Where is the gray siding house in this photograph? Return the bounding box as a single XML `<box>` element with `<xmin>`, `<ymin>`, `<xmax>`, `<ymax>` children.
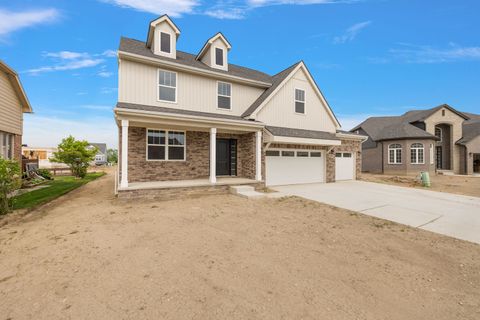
<box><xmin>352</xmin><ymin>104</ymin><xmax>480</xmax><ymax>175</ymax></box>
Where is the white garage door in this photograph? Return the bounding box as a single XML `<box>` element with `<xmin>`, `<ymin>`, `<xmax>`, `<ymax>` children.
<box><xmin>266</xmin><ymin>150</ymin><xmax>325</xmax><ymax>186</ymax></box>
<box><xmin>335</xmin><ymin>152</ymin><xmax>355</xmax><ymax>181</ymax></box>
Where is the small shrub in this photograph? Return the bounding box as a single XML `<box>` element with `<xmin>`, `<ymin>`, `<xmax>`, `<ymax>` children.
<box><xmin>0</xmin><ymin>159</ymin><xmax>22</xmax><ymax>215</ymax></box>
<box><xmin>37</xmin><ymin>168</ymin><xmax>52</xmax><ymax>180</ymax></box>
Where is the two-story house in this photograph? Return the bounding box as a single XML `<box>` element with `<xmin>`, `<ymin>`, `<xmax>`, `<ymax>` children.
<box><xmin>351</xmin><ymin>104</ymin><xmax>480</xmax><ymax>175</ymax></box>
<box><xmin>0</xmin><ymin>60</ymin><xmax>33</xmax><ymax>162</ymax></box>
<box><xmin>114</xmin><ymin>15</ymin><xmax>365</xmax><ymax>198</ymax></box>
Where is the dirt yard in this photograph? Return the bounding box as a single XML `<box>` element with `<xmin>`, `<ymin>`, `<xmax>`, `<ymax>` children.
<box><xmin>1</xmin><ymin>172</ymin><xmax>479</xmax><ymax>319</ymax></box>
<box><xmin>361</xmin><ymin>173</ymin><xmax>480</xmax><ymax>198</ymax></box>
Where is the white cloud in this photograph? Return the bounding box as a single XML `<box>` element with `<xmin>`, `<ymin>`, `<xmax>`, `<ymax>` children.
<box><xmin>26</xmin><ymin>50</ymin><xmax>117</xmax><ymax>75</ymax></box>
<box><xmin>101</xmin><ymin>0</ymin><xmax>199</xmax><ymax>16</ymax></box>
<box><xmin>248</xmin><ymin>0</ymin><xmax>352</xmax><ymax>6</ymax></box>
<box><xmin>205</xmin><ymin>8</ymin><xmax>246</xmax><ymax>19</ymax></box>
<box><xmin>80</xmin><ymin>105</ymin><xmax>113</xmax><ymax>111</ymax></box>
<box><xmin>334</xmin><ymin>20</ymin><xmax>371</xmax><ymax>44</ymax></box>
<box><xmin>388</xmin><ymin>43</ymin><xmax>480</xmax><ymax>64</ymax></box>
<box><xmin>23</xmin><ymin>115</ymin><xmax>117</xmax><ymax>148</ymax></box>
<box><xmin>102</xmin><ymin>49</ymin><xmax>117</xmax><ymax>57</ymax></box>
<box><xmin>0</xmin><ymin>8</ymin><xmax>59</xmax><ymax>36</ymax></box>
<box><xmin>101</xmin><ymin>87</ymin><xmax>118</xmax><ymax>94</ymax></box>
<box><xmin>98</xmin><ymin>71</ymin><xmax>114</xmax><ymax>77</ymax></box>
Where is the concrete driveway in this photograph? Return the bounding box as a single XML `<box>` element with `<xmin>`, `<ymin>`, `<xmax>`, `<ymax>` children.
<box><xmin>273</xmin><ymin>181</ymin><xmax>480</xmax><ymax>244</ymax></box>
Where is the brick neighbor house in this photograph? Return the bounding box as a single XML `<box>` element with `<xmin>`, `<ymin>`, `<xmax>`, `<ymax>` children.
<box><xmin>351</xmin><ymin>104</ymin><xmax>480</xmax><ymax>176</ymax></box>
<box><xmin>114</xmin><ymin>15</ymin><xmax>366</xmax><ymax>198</ymax></box>
<box><xmin>0</xmin><ymin>60</ymin><xmax>33</xmax><ymax>162</ymax></box>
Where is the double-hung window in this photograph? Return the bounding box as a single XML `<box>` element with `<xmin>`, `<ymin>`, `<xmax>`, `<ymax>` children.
<box><xmin>160</xmin><ymin>32</ymin><xmax>171</xmax><ymax>53</ymax></box>
<box><xmin>295</xmin><ymin>89</ymin><xmax>305</xmax><ymax>114</ymax></box>
<box><xmin>147</xmin><ymin>129</ymin><xmax>185</xmax><ymax>161</ymax></box>
<box><xmin>410</xmin><ymin>143</ymin><xmax>424</xmax><ymax>164</ymax></box>
<box><xmin>217</xmin><ymin>82</ymin><xmax>231</xmax><ymax>109</ymax></box>
<box><xmin>0</xmin><ymin>132</ymin><xmax>13</xmax><ymax>160</ymax></box>
<box><xmin>388</xmin><ymin>144</ymin><xmax>402</xmax><ymax>164</ymax></box>
<box><xmin>158</xmin><ymin>70</ymin><xmax>177</xmax><ymax>102</ymax></box>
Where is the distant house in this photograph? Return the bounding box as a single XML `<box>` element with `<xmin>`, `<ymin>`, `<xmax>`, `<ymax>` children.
<box><xmin>351</xmin><ymin>104</ymin><xmax>480</xmax><ymax>176</ymax></box>
<box><xmin>88</xmin><ymin>143</ymin><xmax>107</xmax><ymax>165</ymax></box>
<box><xmin>0</xmin><ymin>60</ymin><xmax>33</xmax><ymax>161</ymax></box>
<box><xmin>22</xmin><ymin>146</ymin><xmax>67</xmax><ymax>169</ymax></box>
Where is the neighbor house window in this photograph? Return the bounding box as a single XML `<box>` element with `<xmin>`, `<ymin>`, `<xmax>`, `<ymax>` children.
<box><xmin>217</xmin><ymin>82</ymin><xmax>231</xmax><ymax>109</ymax></box>
<box><xmin>215</xmin><ymin>48</ymin><xmax>224</xmax><ymax>66</ymax></box>
<box><xmin>160</xmin><ymin>32</ymin><xmax>171</xmax><ymax>53</ymax></box>
<box><xmin>295</xmin><ymin>89</ymin><xmax>305</xmax><ymax>114</ymax></box>
<box><xmin>410</xmin><ymin>143</ymin><xmax>424</xmax><ymax>164</ymax></box>
<box><xmin>158</xmin><ymin>70</ymin><xmax>177</xmax><ymax>102</ymax></box>
<box><xmin>0</xmin><ymin>132</ymin><xmax>13</xmax><ymax>160</ymax></box>
<box><xmin>388</xmin><ymin>144</ymin><xmax>402</xmax><ymax>164</ymax></box>
<box><xmin>435</xmin><ymin>127</ymin><xmax>442</xmax><ymax>142</ymax></box>
<box><xmin>147</xmin><ymin>129</ymin><xmax>185</xmax><ymax>161</ymax></box>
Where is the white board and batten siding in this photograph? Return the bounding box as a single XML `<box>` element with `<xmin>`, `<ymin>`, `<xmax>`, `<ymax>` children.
<box><xmin>255</xmin><ymin>68</ymin><xmax>337</xmax><ymax>133</ymax></box>
<box><xmin>118</xmin><ymin>59</ymin><xmax>264</xmax><ymax>117</ymax></box>
<box><xmin>265</xmin><ymin>149</ymin><xmax>325</xmax><ymax>186</ymax></box>
<box><xmin>0</xmin><ymin>71</ymin><xmax>23</xmax><ymax>135</ymax></box>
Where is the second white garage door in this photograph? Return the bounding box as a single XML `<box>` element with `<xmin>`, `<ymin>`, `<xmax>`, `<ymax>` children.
<box><xmin>265</xmin><ymin>150</ymin><xmax>325</xmax><ymax>186</ymax></box>
<box><xmin>335</xmin><ymin>152</ymin><xmax>355</xmax><ymax>181</ymax></box>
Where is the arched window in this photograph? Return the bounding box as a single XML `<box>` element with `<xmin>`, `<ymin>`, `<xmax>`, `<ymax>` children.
<box><xmin>388</xmin><ymin>144</ymin><xmax>402</xmax><ymax>164</ymax></box>
<box><xmin>435</xmin><ymin>127</ymin><xmax>442</xmax><ymax>142</ymax></box>
<box><xmin>411</xmin><ymin>143</ymin><xmax>424</xmax><ymax>164</ymax></box>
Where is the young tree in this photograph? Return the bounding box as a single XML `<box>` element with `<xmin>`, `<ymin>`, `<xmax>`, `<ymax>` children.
<box><xmin>107</xmin><ymin>148</ymin><xmax>118</xmax><ymax>164</ymax></box>
<box><xmin>0</xmin><ymin>159</ymin><xmax>22</xmax><ymax>215</ymax></box>
<box><xmin>51</xmin><ymin>136</ymin><xmax>97</xmax><ymax>178</ymax></box>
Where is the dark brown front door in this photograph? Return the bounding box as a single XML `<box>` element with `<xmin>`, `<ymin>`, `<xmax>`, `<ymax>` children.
<box><xmin>216</xmin><ymin>139</ymin><xmax>237</xmax><ymax>176</ymax></box>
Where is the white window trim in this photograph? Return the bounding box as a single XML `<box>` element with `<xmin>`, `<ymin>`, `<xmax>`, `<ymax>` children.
<box><xmin>0</xmin><ymin>132</ymin><xmax>14</xmax><ymax>160</ymax></box>
<box><xmin>157</xmin><ymin>69</ymin><xmax>178</xmax><ymax>104</ymax></box>
<box><xmin>388</xmin><ymin>144</ymin><xmax>402</xmax><ymax>165</ymax></box>
<box><xmin>214</xmin><ymin>46</ymin><xmax>224</xmax><ymax>67</ymax></box>
<box><xmin>435</xmin><ymin>127</ymin><xmax>442</xmax><ymax>142</ymax></box>
<box><xmin>410</xmin><ymin>143</ymin><xmax>425</xmax><ymax>165</ymax></box>
<box><xmin>146</xmin><ymin>128</ymin><xmax>186</xmax><ymax>162</ymax></box>
<box><xmin>159</xmin><ymin>31</ymin><xmax>172</xmax><ymax>54</ymax></box>
<box><xmin>216</xmin><ymin>81</ymin><xmax>232</xmax><ymax>110</ymax></box>
<box><xmin>294</xmin><ymin>88</ymin><xmax>306</xmax><ymax>115</ymax></box>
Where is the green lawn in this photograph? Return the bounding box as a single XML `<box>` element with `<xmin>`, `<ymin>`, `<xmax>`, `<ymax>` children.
<box><xmin>13</xmin><ymin>172</ymin><xmax>105</xmax><ymax>210</ymax></box>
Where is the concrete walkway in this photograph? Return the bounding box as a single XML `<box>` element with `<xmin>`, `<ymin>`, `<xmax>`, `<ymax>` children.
<box><xmin>273</xmin><ymin>181</ymin><xmax>480</xmax><ymax>244</ymax></box>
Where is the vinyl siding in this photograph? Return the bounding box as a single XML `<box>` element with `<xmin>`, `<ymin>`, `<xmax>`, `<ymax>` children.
<box><xmin>0</xmin><ymin>70</ymin><xmax>23</xmax><ymax>135</ymax></box>
<box><xmin>255</xmin><ymin>68</ymin><xmax>337</xmax><ymax>132</ymax></box>
<box><xmin>118</xmin><ymin>59</ymin><xmax>264</xmax><ymax>116</ymax></box>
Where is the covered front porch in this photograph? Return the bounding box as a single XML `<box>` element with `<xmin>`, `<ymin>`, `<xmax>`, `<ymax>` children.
<box><xmin>115</xmin><ymin>106</ymin><xmax>264</xmax><ymax>192</ymax></box>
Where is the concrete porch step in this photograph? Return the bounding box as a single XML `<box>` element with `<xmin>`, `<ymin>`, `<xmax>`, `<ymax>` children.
<box><xmin>230</xmin><ymin>185</ymin><xmax>266</xmax><ymax>199</ymax></box>
<box><xmin>437</xmin><ymin>170</ymin><xmax>454</xmax><ymax>176</ymax></box>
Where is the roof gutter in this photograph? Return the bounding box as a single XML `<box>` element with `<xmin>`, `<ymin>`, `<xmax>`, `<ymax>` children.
<box><xmin>336</xmin><ymin>132</ymin><xmax>369</xmax><ymax>142</ymax></box>
<box><xmin>118</xmin><ymin>51</ymin><xmax>272</xmax><ymax>88</ymax></box>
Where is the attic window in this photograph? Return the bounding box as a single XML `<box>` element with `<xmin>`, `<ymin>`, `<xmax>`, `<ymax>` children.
<box><xmin>442</xmin><ymin>109</ymin><xmax>446</xmax><ymax>116</ymax></box>
<box><xmin>160</xmin><ymin>32</ymin><xmax>171</xmax><ymax>53</ymax></box>
<box><xmin>215</xmin><ymin>48</ymin><xmax>224</xmax><ymax>66</ymax></box>
<box><xmin>295</xmin><ymin>89</ymin><xmax>305</xmax><ymax>114</ymax></box>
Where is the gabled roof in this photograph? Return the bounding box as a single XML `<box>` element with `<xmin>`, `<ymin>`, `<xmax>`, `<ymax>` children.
<box><xmin>146</xmin><ymin>14</ymin><xmax>181</xmax><ymax>48</ymax></box>
<box><xmin>120</xmin><ymin>37</ymin><xmax>272</xmax><ymax>84</ymax></box>
<box><xmin>89</xmin><ymin>143</ymin><xmax>107</xmax><ymax>154</ymax></box>
<box><xmin>402</xmin><ymin>104</ymin><xmax>470</xmax><ymax>122</ymax></box>
<box><xmin>196</xmin><ymin>32</ymin><xmax>232</xmax><ymax>61</ymax></box>
<box><xmin>241</xmin><ymin>62</ymin><xmax>300</xmax><ymax>118</ymax></box>
<box><xmin>457</xmin><ymin>120</ymin><xmax>480</xmax><ymax>145</ymax></box>
<box><xmin>0</xmin><ymin>60</ymin><xmax>33</xmax><ymax>113</ymax></box>
<box><xmin>241</xmin><ymin>61</ymin><xmax>341</xmax><ymax>128</ymax></box>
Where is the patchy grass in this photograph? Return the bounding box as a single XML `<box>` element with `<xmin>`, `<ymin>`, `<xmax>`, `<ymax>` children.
<box><xmin>13</xmin><ymin>172</ymin><xmax>105</xmax><ymax>210</ymax></box>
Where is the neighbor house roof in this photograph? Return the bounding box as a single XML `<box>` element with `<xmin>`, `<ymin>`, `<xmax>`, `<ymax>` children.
<box><xmin>89</xmin><ymin>143</ymin><xmax>107</xmax><ymax>154</ymax></box>
<box><xmin>457</xmin><ymin>119</ymin><xmax>480</xmax><ymax>145</ymax></box>
<box><xmin>265</xmin><ymin>126</ymin><xmax>339</xmax><ymax>141</ymax></box>
<box><xmin>401</xmin><ymin>104</ymin><xmax>469</xmax><ymax>123</ymax></box>
<box><xmin>116</xmin><ymin>102</ymin><xmax>263</xmax><ymax>124</ymax></box>
<box><xmin>119</xmin><ymin>37</ymin><xmax>272</xmax><ymax>84</ymax></box>
<box><xmin>0</xmin><ymin>60</ymin><xmax>33</xmax><ymax>113</ymax></box>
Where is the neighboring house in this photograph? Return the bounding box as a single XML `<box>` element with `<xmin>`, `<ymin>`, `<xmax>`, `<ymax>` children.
<box><xmin>88</xmin><ymin>143</ymin><xmax>108</xmax><ymax>165</ymax></box>
<box><xmin>22</xmin><ymin>146</ymin><xmax>68</xmax><ymax>168</ymax></box>
<box><xmin>114</xmin><ymin>15</ymin><xmax>366</xmax><ymax>198</ymax></box>
<box><xmin>0</xmin><ymin>60</ymin><xmax>33</xmax><ymax>161</ymax></box>
<box><xmin>351</xmin><ymin>104</ymin><xmax>480</xmax><ymax>175</ymax></box>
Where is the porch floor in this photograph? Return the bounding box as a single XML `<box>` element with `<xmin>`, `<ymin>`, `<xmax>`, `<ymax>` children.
<box><xmin>120</xmin><ymin>177</ymin><xmax>262</xmax><ymax>191</ymax></box>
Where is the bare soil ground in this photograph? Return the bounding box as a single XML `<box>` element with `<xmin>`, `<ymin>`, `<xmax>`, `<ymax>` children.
<box><xmin>1</xmin><ymin>172</ymin><xmax>479</xmax><ymax>319</ymax></box>
<box><xmin>361</xmin><ymin>173</ymin><xmax>480</xmax><ymax>198</ymax></box>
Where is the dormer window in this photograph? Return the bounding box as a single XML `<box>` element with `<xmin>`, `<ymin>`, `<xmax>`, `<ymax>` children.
<box><xmin>160</xmin><ymin>32</ymin><xmax>171</xmax><ymax>54</ymax></box>
<box><xmin>215</xmin><ymin>48</ymin><xmax>224</xmax><ymax>66</ymax></box>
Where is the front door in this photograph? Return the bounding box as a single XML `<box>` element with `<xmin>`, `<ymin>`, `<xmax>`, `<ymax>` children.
<box><xmin>216</xmin><ymin>139</ymin><xmax>237</xmax><ymax>176</ymax></box>
<box><xmin>436</xmin><ymin>146</ymin><xmax>442</xmax><ymax>169</ymax></box>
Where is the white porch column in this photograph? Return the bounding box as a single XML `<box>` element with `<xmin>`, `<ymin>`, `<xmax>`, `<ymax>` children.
<box><xmin>210</xmin><ymin>128</ymin><xmax>217</xmax><ymax>184</ymax></box>
<box><xmin>120</xmin><ymin>120</ymin><xmax>129</xmax><ymax>188</ymax></box>
<box><xmin>255</xmin><ymin>130</ymin><xmax>262</xmax><ymax>181</ymax></box>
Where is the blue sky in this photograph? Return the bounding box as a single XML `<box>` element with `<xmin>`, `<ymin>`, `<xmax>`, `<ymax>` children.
<box><xmin>1</xmin><ymin>0</ymin><xmax>479</xmax><ymax>148</ymax></box>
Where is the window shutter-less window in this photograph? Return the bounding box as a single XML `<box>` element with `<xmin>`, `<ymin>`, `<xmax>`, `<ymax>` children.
<box><xmin>215</xmin><ymin>48</ymin><xmax>224</xmax><ymax>66</ymax></box>
<box><xmin>160</xmin><ymin>32</ymin><xmax>171</xmax><ymax>53</ymax></box>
